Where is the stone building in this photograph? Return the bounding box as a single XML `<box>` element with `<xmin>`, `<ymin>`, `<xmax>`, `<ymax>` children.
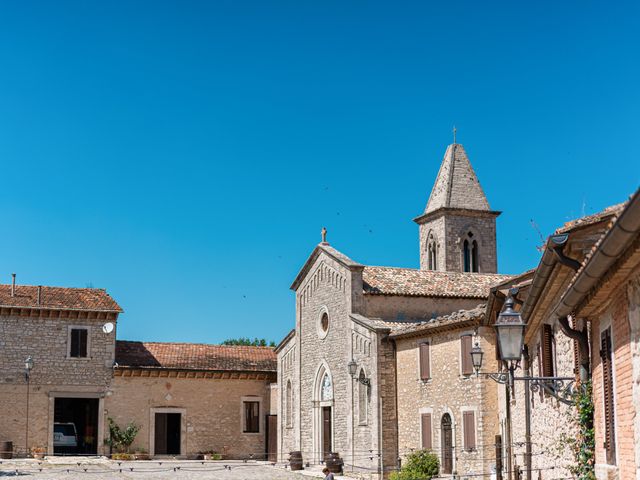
<box><xmin>484</xmin><ymin>198</ymin><xmax>634</xmax><ymax>480</ymax></box>
<box><xmin>391</xmin><ymin>305</ymin><xmax>500</xmax><ymax>477</ymax></box>
<box><xmin>277</xmin><ymin>142</ymin><xmax>509</xmax><ymax>477</ymax></box>
<box><xmin>0</xmin><ymin>283</ymin><xmax>122</xmax><ymax>456</ymax></box>
<box><xmin>0</xmin><ymin>282</ymin><xmax>277</xmax><ymax>459</ymax></box>
<box><xmin>108</xmin><ymin>341</ymin><xmax>277</xmax><ymax>459</ymax></box>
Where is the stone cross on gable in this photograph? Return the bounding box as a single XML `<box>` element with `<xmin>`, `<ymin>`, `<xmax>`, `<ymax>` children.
<box><xmin>321</xmin><ymin>227</ymin><xmax>328</xmax><ymax>244</ymax></box>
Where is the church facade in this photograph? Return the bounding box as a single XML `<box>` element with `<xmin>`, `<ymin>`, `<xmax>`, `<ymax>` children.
<box><xmin>276</xmin><ymin>143</ymin><xmax>510</xmax><ymax>477</ymax></box>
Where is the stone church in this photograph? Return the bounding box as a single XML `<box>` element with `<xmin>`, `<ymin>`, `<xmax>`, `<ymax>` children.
<box><xmin>276</xmin><ymin>142</ymin><xmax>510</xmax><ymax>476</ymax></box>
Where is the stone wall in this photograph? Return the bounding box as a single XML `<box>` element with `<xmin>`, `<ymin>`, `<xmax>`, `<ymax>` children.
<box><xmin>0</xmin><ymin>312</ymin><xmax>118</xmax><ymax>455</ymax></box>
<box><xmin>363</xmin><ymin>295</ymin><xmax>481</xmax><ymax>322</ymax></box>
<box><xmin>505</xmin><ymin>325</ymin><xmax>577</xmax><ymax>479</ymax></box>
<box><xmin>395</xmin><ymin>325</ymin><xmax>499</xmax><ymax>477</ymax></box>
<box><xmin>418</xmin><ymin>213</ymin><xmax>497</xmax><ymax>273</ymax></box>
<box><xmin>107</xmin><ymin>374</ymin><xmax>273</xmax><ymax>459</ymax></box>
<box><xmin>277</xmin><ymin>334</ymin><xmax>298</xmax><ymax>462</ymax></box>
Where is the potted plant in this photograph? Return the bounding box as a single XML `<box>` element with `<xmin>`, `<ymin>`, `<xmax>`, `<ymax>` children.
<box><xmin>105</xmin><ymin>418</ymin><xmax>140</xmax><ymax>460</ymax></box>
<box><xmin>134</xmin><ymin>447</ymin><xmax>150</xmax><ymax>461</ymax></box>
<box><xmin>30</xmin><ymin>446</ymin><xmax>46</xmax><ymax>459</ymax></box>
<box><xmin>203</xmin><ymin>451</ymin><xmax>222</xmax><ymax>461</ymax></box>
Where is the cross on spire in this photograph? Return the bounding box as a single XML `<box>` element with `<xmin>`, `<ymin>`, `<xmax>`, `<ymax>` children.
<box><xmin>453</xmin><ymin>125</ymin><xmax>457</xmax><ymax>144</ymax></box>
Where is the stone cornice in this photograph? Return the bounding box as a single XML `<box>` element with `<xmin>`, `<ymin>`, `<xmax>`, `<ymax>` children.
<box><xmin>413</xmin><ymin>207</ymin><xmax>501</xmax><ymax>225</ymax></box>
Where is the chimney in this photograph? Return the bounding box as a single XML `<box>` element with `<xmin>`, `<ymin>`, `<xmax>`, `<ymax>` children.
<box><xmin>11</xmin><ymin>273</ymin><xmax>16</xmax><ymax>297</ymax></box>
<box><xmin>37</xmin><ymin>286</ymin><xmax>42</xmax><ymax>305</ymax></box>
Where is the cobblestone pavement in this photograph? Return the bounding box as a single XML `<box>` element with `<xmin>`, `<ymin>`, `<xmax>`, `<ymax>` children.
<box><xmin>0</xmin><ymin>459</ymin><xmax>319</xmax><ymax>479</ymax></box>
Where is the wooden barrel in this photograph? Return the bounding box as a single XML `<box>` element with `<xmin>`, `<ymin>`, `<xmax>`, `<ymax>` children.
<box><xmin>0</xmin><ymin>441</ymin><xmax>12</xmax><ymax>459</ymax></box>
<box><xmin>289</xmin><ymin>451</ymin><xmax>303</xmax><ymax>470</ymax></box>
<box><xmin>326</xmin><ymin>452</ymin><xmax>343</xmax><ymax>474</ymax></box>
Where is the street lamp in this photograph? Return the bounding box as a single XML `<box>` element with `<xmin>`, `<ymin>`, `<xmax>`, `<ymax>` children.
<box><xmin>494</xmin><ymin>291</ymin><xmax>526</xmax><ymax>363</ymax></box>
<box><xmin>347</xmin><ymin>359</ymin><xmax>370</xmax><ymax>386</ymax></box>
<box><xmin>470</xmin><ymin>342</ymin><xmax>484</xmax><ymax>374</ymax></box>
<box><xmin>24</xmin><ymin>356</ymin><xmax>33</xmax><ymax>457</ymax></box>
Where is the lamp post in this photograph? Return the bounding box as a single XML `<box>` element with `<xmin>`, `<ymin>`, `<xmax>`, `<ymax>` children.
<box><xmin>471</xmin><ymin>289</ymin><xmax>581</xmax><ymax>480</ymax></box>
<box><xmin>24</xmin><ymin>356</ymin><xmax>33</xmax><ymax>457</ymax></box>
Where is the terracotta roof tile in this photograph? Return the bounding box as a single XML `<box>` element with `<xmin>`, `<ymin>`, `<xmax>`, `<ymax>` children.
<box><xmin>556</xmin><ymin>203</ymin><xmax>625</xmax><ymax>234</ymax></box>
<box><xmin>115</xmin><ymin>341</ymin><xmax>277</xmax><ymax>372</ymax></box>
<box><xmin>362</xmin><ymin>266</ymin><xmax>511</xmax><ymax>298</ymax></box>
<box><xmin>390</xmin><ymin>304</ymin><xmax>486</xmax><ymax>338</ymax></box>
<box><xmin>0</xmin><ymin>284</ymin><xmax>122</xmax><ymax>312</ymax></box>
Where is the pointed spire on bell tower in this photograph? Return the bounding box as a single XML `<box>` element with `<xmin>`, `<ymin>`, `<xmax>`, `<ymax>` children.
<box><xmin>414</xmin><ymin>140</ymin><xmax>500</xmax><ymax>273</ymax></box>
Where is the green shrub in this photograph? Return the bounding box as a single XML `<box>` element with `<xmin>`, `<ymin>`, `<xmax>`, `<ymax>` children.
<box><xmin>390</xmin><ymin>450</ymin><xmax>439</xmax><ymax>480</ymax></box>
<box><xmin>105</xmin><ymin>418</ymin><xmax>140</xmax><ymax>453</ymax></box>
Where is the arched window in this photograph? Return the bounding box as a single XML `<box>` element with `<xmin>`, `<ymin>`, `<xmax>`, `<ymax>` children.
<box><xmin>286</xmin><ymin>380</ymin><xmax>293</xmax><ymax>427</ymax></box>
<box><xmin>463</xmin><ymin>232</ymin><xmax>479</xmax><ymax>272</ymax></box>
<box><xmin>321</xmin><ymin>373</ymin><xmax>333</xmax><ymax>401</ymax></box>
<box><xmin>427</xmin><ymin>233</ymin><xmax>438</xmax><ymax>271</ymax></box>
<box><xmin>358</xmin><ymin>370</ymin><xmax>368</xmax><ymax>425</ymax></box>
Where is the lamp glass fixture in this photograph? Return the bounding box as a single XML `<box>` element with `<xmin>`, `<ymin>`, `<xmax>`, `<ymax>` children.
<box><xmin>24</xmin><ymin>356</ymin><xmax>34</xmax><ymax>371</ymax></box>
<box><xmin>494</xmin><ymin>293</ymin><xmax>526</xmax><ymax>362</ymax></box>
<box><xmin>470</xmin><ymin>342</ymin><xmax>484</xmax><ymax>372</ymax></box>
<box><xmin>347</xmin><ymin>359</ymin><xmax>358</xmax><ymax>378</ymax></box>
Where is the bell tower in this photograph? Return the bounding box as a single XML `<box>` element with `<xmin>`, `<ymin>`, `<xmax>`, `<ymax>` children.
<box><xmin>414</xmin><ymin>142</ymin><xmax>500</xmax><ymax>273</ymax></box>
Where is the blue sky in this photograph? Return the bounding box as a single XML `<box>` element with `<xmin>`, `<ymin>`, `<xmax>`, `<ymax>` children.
<box><xmin>0</xmin><ymin>1</ymin><xmax>638</xmax><ymax>344</ymax></box>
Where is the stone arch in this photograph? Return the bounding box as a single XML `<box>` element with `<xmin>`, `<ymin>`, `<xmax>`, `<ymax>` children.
<box><xmin>312</xmin><ymin>362</ymin><xmax>334</xmax><ymax>462</ymax></box>
<box><xmin>438</xmin><ymin>407</ymin><xmax>457</xmax><ymax>474</ymax></box>
<box><xmin>357</xmin><ymin>366</ymin><xmax>369</xmax><ymax>425</ymax></box>
<box><xmin>425</xmin><ymin>229</ymin><xmax>439</xmax><ymax>271</ymax></box>
<box><xmin>458</xmin><ymin>225</ymin><xmax>483</xmax><ymax>273</ymax></box>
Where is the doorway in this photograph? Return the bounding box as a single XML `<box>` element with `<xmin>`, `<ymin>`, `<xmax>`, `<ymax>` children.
<box><xmin>53</xmin><ymin>397</ymin><xmax>99</xmax><ymax>455</ymax></box>
<box><xmin>266</xmin><ymin>415</ymin><xmax>277</xmax><ymax>462</ymax></box>
<box><xmin>441</xmin><ymin>413</ymin><xmax>453</xmax><ymax>474</ymax></box>
<box><xmin>154</xmin><ymin>413</ymin><xmax>181</xmax><ymax>455</ymax></box>
<box><xmin>322</xmin><ymin>407</ymin><xmax>332</xmax><ymax>461</ymax></box>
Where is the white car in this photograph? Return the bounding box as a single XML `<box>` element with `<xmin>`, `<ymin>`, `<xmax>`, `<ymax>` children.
<box><xmin>53</xmin><ymin>423</ymin><xmax>78</xmax><ymax>448</ymax></box>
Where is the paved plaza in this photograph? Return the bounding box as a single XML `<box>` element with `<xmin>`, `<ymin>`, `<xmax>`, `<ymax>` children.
<box><xmin>0</xmin><ymin>459</ymin><xmax>332</xmax><ymax>479</ymax></box>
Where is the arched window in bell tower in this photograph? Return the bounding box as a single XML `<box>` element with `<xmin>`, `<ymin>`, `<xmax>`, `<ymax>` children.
<box><xmin>427</xmin><ymin>233</ymin><xmax>438</xmax><ymax>270</ymax></box>
<box><xmin>463</xmin><ymin>232</ymin><xmax>479</xmax><ymax>273</ymax></box>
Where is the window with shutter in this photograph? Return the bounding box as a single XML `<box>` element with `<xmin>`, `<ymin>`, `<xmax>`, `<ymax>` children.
<box><xmin>461</xmin><ymin>335</ymin><xmax>473</xmax><ymax>376</ymax></box>
<box><xmin>419</xmin><ymin>343</ymin><xmax>430</xmax><ymax>380</ymax></box>
<box><xmin>541</xmin><ymin>324</ymin><xmax>555</xmax><ymax>377</ymax></box>
<box><xmin>571</xmin><ymin>318</ymin><xmax>581</xmax><ymax>375</ymax></box>
<box><xmin>69</xmin><ymin>328</ymin><xmax>88</xmax><ymax>358</ymax></box>
<box><xmin>601</xmin><ymin>328</ymin><xmax>616</xmax><ymax>465</ymax></box>
<box><xmin>463</xmin><ymin>411</ymin><xmax>476</xmax><ymax>451</ymax></box>
<box><xmin>421</xmin><ymin>413</ymin><xmax>432</xmax><ymax>450</ymax></box>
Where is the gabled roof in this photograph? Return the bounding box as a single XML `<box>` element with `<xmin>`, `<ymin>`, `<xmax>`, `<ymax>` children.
<box><xmin>290</xmin><ymin>243</ymin><xmax>363</xmax><ymax>291</ymax></box>
<box><xmin>0</xmin><ymin>284</ymin><xmax>122</xmax><ymax>312</ymax></box>
<box><xmin>423</xmin><ymin>144</ymin><xmax>491</xmax><ymax>214</ymax></box>
<box><xmin>115</xmin><ymin>341</ymin><xmax>277</xmax><ymax>373</ymax></box>
<box><xmin>363</xmin><ymin>266</ymin><xmax>511</xmax><ymax>298</ymax></box>
<box><xmin>390</xmin><ymin>304</ymin><xmax>486</xmax><ymax>339</ymax></box>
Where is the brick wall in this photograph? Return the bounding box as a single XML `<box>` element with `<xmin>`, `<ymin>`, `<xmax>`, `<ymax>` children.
<box><xmin>592</xmin><ymin>284</ymin><xmax>638</xmax><ymax>479</ymax></box>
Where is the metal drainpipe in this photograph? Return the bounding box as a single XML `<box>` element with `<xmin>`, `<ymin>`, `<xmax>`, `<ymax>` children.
<box><xmin>523</xmin><ymin>347</ymin><xmax>532</xmax><ymax>480</ymax></box>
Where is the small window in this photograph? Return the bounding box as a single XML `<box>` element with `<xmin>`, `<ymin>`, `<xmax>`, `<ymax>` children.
<box><xmin>286</xmin><ymin>381</ymin><xmax>293</xmax><ymax>428</ymax></box>
<box><xmin>358</xmin><ymin>370</ymin><xmax>368</xmax><ymax>425</ymax></box>
<box><xmin>463</xmin><ymin>411</ymin><xmax>476</xmax><ymax>451</ymax></box>
<box><xmin>321</xmin><ymin>313</ymin><xmax>329</xmax><ymax>332</ymax></box>
<box><xmin>421</xmin><ymin>413</ymin><xmax>432</xmax><ymax>450</ymax></box>
<box><xmin>427</xmin><ymin>233</ymin><xmax>438</xmax><ymax>270</ymax></box>
<box><xmin>419</xmin><ymin>343</ymin><xmax>431</xmax><ymax>380</ymax></box>
<box><xmin>463</xmin><ymin>233</ymin><xmax>479</xmax><ymax>272</ymax></box>
<box><xmin>69</xmin><ymin>328</ymin><xmax>88</xmax><ymax>358</ymax></box>
<box><xmin>461</xmin><ymin>335</ymin><xmax>473</xmax><ymax>376</ymax></box>
<box><xmin>243</xmin><ymin>401</ymin><xmax>260</xmax><ymax>433</ymax></box>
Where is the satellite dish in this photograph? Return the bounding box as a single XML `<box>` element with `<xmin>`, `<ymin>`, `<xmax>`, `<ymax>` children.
<box><xmin>102</xmin><ymin>322</ymin><xmax>114</xmax><ymax>334</ymax></box>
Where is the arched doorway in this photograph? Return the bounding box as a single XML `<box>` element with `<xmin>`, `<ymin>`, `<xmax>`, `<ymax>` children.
<box><xmin>314</xmin><ymin>364</ymin><xmax>334</xmax><ymax>463</ymax></box>
<box><xmin>441</xmin><ymin>413</ymin><xmax>453</xmax><ymax>474</ymax></box>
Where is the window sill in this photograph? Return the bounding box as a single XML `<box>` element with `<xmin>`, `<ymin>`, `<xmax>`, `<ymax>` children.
<box><xmin>66</xmin><ymin>356</ymin><xmax>92</xmax><ymax>361</ymax></box>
